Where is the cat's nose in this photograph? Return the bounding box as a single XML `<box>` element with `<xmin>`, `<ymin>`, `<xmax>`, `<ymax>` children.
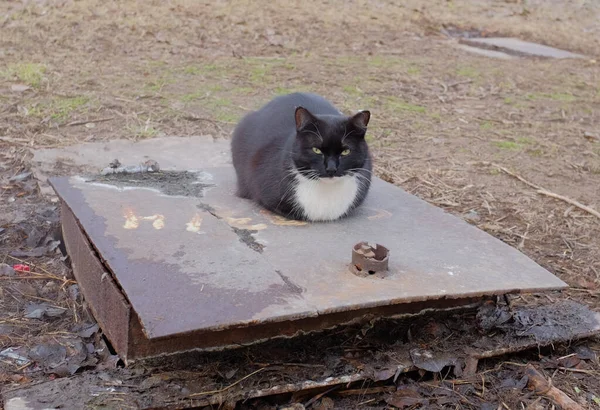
<box><xmin>325</xmin><ymin>159</ymin><xmax>337</xmax><ymax>176</ymax></box>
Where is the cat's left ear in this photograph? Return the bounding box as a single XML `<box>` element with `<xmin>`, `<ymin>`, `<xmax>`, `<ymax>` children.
<box><xmin>295</xmin><ymin>106</ymin><xmax>318</xmax><ymax>131</ymax></box>
<box><xmin>350</xmin><ymin>110</ymin><xmax>370</xmax><ymax>130</ymax></box>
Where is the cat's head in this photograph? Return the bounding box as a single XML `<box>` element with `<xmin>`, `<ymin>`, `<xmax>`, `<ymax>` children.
<box><xmin>292</xmin><ymin>106</ymin><xmax>371</xmax><ymax>179</ymax></box>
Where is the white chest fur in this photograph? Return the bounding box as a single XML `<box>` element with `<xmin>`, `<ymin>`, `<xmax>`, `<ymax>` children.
<box><xmin>293</xmin><ymin>173</ymin><xmax>359</xmax><ymax>221</ymax></box>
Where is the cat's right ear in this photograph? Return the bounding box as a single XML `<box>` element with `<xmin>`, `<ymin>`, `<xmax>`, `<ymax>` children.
<box><xmin>295</xmin><ymin>106</ymin><xmax>317</xmax><ymax>132</ymax></box>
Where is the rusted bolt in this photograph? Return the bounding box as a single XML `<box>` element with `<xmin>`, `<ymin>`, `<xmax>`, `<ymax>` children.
<box><xmin>351</xmin><ymin>242</ymin><xmax>389</xmax><ymax>276</ymax></box>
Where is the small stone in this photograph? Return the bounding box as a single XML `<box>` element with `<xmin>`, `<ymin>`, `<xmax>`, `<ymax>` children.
<box><xmin>68</xmin><ymin>284</ymin><xmax>80</xmax><ymax>302</ymax></box>
<box><xmin>11</xmin><ymin>84</ymin><xmax>31</xmax><ymax>92</ymax></box>
<box><xmin>0</xmin><ymin>263</ymin><xmax>15</xmax><ymax>277</ymax></box>
<box><xmin>463</xmin><ymin>210</ymin><xmax>480</xmax><ymax>222</ymax></box>
<box><xmin>39</xmin><ymin>281</ymin><xmax>58</xmax><ymax>297</ymax></box>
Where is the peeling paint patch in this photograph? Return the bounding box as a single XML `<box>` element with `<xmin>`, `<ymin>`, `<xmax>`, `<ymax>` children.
<box><xmin>122</xmin><ymin>208</ymin><xmax>165</xmax><ymax>230</ymax></box>
<box><xmin>186</xmin><ymin>214</ymin><xmax>203</xmax><ymax>233</ymax></box>
<box><xmin>259</xmin><ymin>209</ymin><xmax>308</xmax><ymax>226</ymax></box>
<box><xmin>226</xmin><ymin>217</ymin><xmax>267</xmax><ymax>231</ymax></box>
<box><xmin>123</xmin><ymin>208</ymin><xmax>139</xmax><ymax>229</ymax></box>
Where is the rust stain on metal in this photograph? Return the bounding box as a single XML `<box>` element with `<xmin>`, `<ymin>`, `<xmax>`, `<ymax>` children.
<box><xmin>351</xmin><ymin>242</ymin><xmax>390</xmax><ymax>276</ymax></box>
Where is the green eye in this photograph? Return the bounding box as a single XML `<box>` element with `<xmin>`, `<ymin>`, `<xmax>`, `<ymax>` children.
<box><xmin>341</xmin><ymin>149</ymin><xmax>351</xmax><ymax>156</ymax></box>
<box><xmin>312</xmin><ymin>147</ymin><xmax>322</xmax><ymax>154</ymax></box>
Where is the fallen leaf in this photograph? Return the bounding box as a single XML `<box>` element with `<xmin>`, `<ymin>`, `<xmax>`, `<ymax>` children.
<box><xmin>476</xmin><ymin>302</ymin><xmax>512</xmax><ymax>332</ymax></box>
<box><xmin>410</xmin><ymin>348</ymin><xmax>457</xmax><ymax>373</ymax></box>
<box><xmin>140</xmin><ymin>375</ymin><xmax>164</xmax><ymax>390</ymax></box>
<box><xmin>574</xmin><ymin>345</ymin><xmax>597</xmax><ymax>361</ymax></box>
<box><xmin>584</xmin><ymin>131</ymin><xmax>599</xmax><ymax>142</ymax></box>
<box><xmin>73</xmin><ymin>322</ymin><xmax>99</xmax><ymax>338</ymax></box>
<box><xmin>393</xmin><ymin>387</ymin><xmax>422</xmax><ymax>399</ymax></box>
<box><xmin>386</xmin><ymin>396</ymin><xmax>428</xmax><ymax>408</ymax></box>
<box><xmin>13</xmin><ymin>282</ymin><xmax>37</xmax><ymax>296</ymax></box>
<box><xmin>11</xmin><ymin>374</ymin><xmax>30</xmax><ymax>384</ymax></box>
<box><xmin>29</xmin><ymin>343</ymin><xmax>67</xmax><ymax>368</ymax></box>
<box><xmin>11</xmin><ymin>240</ymin><xmax>61</xmax><ymax>258</ymax></box>
<box><xmin>372</xmin><ymin>367</ymin><xmax>398</xmax><ymax>381</ymax></box>
<box><xmin>97</xmin><ymin>354</ymin><xmax>120</xmax><ymax>370</ymax></box>
<box><xmin>313</xmin><ymin>397</ymin><xmax>334</xmax><ymax>410</ymax></box>
<box><xmin>25</xmin><ymin>226</ymin><xmax>44</xmax><ymax>248</ymax></box>
<box><xmin>559</xmin><ymin>355</ymin><xmax>581</xmax><ymax>369</ymax></box>
<box><xmin>0</xmin><ymin>347</ymin><xmax>31</xmax><ymax>366</ymax></box>
<box><xmin>225</xmin><ymin>368</ymin><xmax>238</xmax><ymax>379</ymax></box>
<box><xmin>24</xmin><ymin>303</ymin><xmax>68</xmax><ymax>319</ymax></box>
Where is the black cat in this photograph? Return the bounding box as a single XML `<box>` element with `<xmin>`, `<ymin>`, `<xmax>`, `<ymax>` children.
<box><xmin>231</xmin><ymin>92</ymin><xmax>373</xmax><ymax>222</ymax></box>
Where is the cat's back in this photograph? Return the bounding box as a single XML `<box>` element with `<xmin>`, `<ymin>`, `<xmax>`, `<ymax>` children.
<box><xmin>259</xmin><ymin>92</ymin><xmax>342</xmax><ymax>117</ymax></box>
<box><xmin>236</xmin><ymin>93</ymin><xmax>341</xmax><ymax>137</ymax></box>
<box><xmin>231</xmin><ymin>93</ymin><xmax>341</xmax><ymax>166</ymax></box>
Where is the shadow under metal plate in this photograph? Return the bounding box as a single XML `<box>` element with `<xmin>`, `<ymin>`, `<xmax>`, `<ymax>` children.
<box><xmin>49</xmin><ymin>167</ymin><xmax>566</xmax><ymax>360</ymax></box>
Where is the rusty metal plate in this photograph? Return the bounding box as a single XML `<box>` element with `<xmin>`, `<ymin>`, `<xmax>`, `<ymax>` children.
<box><xmin>49</xmin><ymin>168</ymin><xmax>566</xmax><ymax>341</ymax></box>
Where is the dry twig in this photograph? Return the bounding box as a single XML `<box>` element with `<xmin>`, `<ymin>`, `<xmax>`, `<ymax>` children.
<box><xmin>480</xmin><ymin>162</ymin><xmax>600</xmax><ymax>221</ymax></box>
<box><xmin>67</xmin><ymin>117</ymin><xmax>114</xmax><ymax>127</ymax></box>
<box><xmin>188</xmin><ymin>367</ymin><xmax>265</xmax><ymax>397</ymax></box>
<box><xmin>525</xmin><ymin>364</ymin><xmax>584</xmax><ymax>410</ymax></box>
<box><xmin>537</xmin><ymin>189</ymin><xmax>600</xmax><ymax>220</ymax></box>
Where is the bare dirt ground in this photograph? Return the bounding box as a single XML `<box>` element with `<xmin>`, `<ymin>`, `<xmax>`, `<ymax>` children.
<box><xmin>1</xmin><ymin>0</ymin><xmax>600</xmax><ymax>409</ymax></box>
